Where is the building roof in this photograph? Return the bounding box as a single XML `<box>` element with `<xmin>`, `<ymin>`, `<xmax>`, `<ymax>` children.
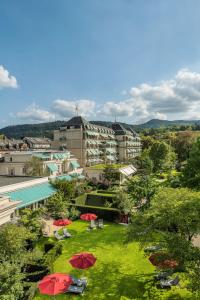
<box><xmin>112</xmin><ymin>123</ymin><xmax>130</xmax><ymax>135</ymax></box>
<box><xmin>23</xmin><ymin>137</ymin><xmax>51</xmax><ymax>145</ymax></box>
<box><xmin>60</xmin><ymin>116</ymin><xmax>115</xmax><ymax>134</ymax></box>
<box><xmin>64</xmin><ymin>116</ymin><xmax>89</xmax><ymax>127</ymax></box>
<box><xmin>0</xmin><ymin>176</ymin><xmax>39</xmax><ymax>187</ymax></box>
<box><xmin>6</xmin><ymin>182</ymin><xmax>56</xmax><ymax>209</ymax></box>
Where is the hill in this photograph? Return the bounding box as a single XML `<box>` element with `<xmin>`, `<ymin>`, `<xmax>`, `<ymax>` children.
<box><xmin>0</xmin><ymin>118</ymin><xmax>200</xmax><ymax>139</ymax></box>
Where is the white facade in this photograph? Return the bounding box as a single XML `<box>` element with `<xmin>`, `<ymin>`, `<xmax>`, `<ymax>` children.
<box><xmin>0</xmin><ymin>151</ymin><xmax>80</xmax><ymax>177</ymax></box>
<box><xmin>0</xmin><ymin>194</ymin><xmax>20</xmax><ymax>226</ymax></box>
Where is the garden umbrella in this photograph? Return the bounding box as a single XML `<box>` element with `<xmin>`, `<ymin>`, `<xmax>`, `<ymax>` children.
<box><xmin>69</xmin><ymin>252</ymin><xmax>97</xmax><ymax>269</ymax></box>
<box><xmin>149</xmin><ymin>253</ymin><xmax>178</xmax><ymax>269</ymax></box>
<box><xmin>80</xmin><ymin>213</ymin><xmax>97</xmax><ymax>221</ymax></box>
<box><xmin>53</xmin><ymin>219</ymin><xmax>72</xmax><ymax>226</ymax></box>
<box><xmin>38</xmin><ymin>273</ymin><xmax>72</xmax><ymax>298</ymax></box>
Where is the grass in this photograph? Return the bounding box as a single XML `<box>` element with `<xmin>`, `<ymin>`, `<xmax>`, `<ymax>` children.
<box><xmin>34</xmin><ymin>221</ymin><xmax>194</xmax><ymax>300</ymax></box>
<box><xmin>86</xmin><ymin>164</ymin><xmax>127</xmax><ymax>170</ymax></box>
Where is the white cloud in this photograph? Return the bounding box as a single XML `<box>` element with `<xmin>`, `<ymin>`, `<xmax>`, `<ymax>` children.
<box><xmin>16</xmin><ymin>103</ymin><xmax>55</xmax><ymax>122</ymax></box>
<box><xmin>0</xmin><ymin>65</ymin><xmax>18</xmax><ymax>89</ymax></box>
<box><xmin>12</xmin><ymin>68</ymin><xmax>200</xmax><ymax>124</ymax></box>
<box><xmin>100</xmin><ymin>69</ymin><xmax>200</xmax><ymax>123</ymax></box>
<box><xmin>53</xmin><ymin>99</ymin><xmax>96</xmax><ymax>119</ymax></box>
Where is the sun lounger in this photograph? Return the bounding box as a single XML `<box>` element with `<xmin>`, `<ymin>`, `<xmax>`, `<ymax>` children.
<box><xmin>159</xmin><ymin>276</ymin><xmax>179</xmax><ymax>288</ymax></box>
<box><xmin>144</xmin><ymin>245</ymin><xmax>161</xmax><ymax>252</ymax></box>
<box><xmin>70</xmin><ymin>275</ymin><xmax>87</xmax><ymax>287</ymax></box>
<box><xmin>98</xmin><ymin>219</ymin><xmax>104</xmax><ymax>229</ymax></box>
<box><xmin>54</xmin><ymin>230</ymin><xmax>64</xmax><ymax>240</ymax></box>
<box><xmin>66</xmin><ymin>284</ymin><xmax>86</xmax><ymax>294</ymax></box>
<box><xmin>88</xmin><ymin>220</ymin><xmax>96</xmax><ymax>230</ymax></box>
<box><xmin>154</xmin><ymin>270</ymin><xmax>173</xmax><ymax>281</ymax></box>
<box><xmin>63</xmin><ymin>228</ymin><xmax>72</xmax><ymax>238</ymax></box>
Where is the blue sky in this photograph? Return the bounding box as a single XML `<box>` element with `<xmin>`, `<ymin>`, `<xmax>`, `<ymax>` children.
<box><xmin>1</xmin><ymin>0</ymin><xmax>200</xmax><ymax>126</ymax></box>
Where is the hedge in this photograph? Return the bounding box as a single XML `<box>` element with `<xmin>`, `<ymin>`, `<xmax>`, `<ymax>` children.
<box><xmin>71</xmin><ymin>203</ymin><xmax>119</xmax><ymax>221</ymax></box>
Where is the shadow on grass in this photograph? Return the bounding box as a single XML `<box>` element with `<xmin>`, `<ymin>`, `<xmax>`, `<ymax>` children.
<box><xmin>75</xmin><ymin>261</ymin><xmax>155</xmax><ymax>300</ymax></box>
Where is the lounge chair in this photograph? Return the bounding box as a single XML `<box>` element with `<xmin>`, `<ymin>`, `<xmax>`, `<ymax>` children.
<box><xmin>97</xmin><ymin>219</ymin><xmax>104</xmax><ymax>229</ymax></box>
<box><xmin>54</xmin><ymin>230</ymin><xmax>64</xmax><ymax>240</ymax></box>
<box><xmin>63</xmin><ymin>228</ymin><xmax>72</xmax><ymax>238</ymax></box>
<box><xmin>144</xmin><ymin>245</ymin><xmax>161</xmax><ymax>252</ymax></box>
<box><xmin>159</xmin><ymin>276</ymin><xmax>179</xmax><ymax>288</ymax></box>
<box><xmin>154</xmin><ymin>270</ymin><xmax>173</xmax><ymax>281</ymax></box>
<box><xmin>70</xmin><ymin>275</ymin><xmax>87</xmax><ymax>287</ymax></box>
<box><xmin>88</xmin><ymin>220</ymin><xmax>96</xmax><ymax>230</ymax></box>
<box><xmin>66</xmin><ymin>284</ymin><xmax>86</xmax><ymax>294</ymax></box>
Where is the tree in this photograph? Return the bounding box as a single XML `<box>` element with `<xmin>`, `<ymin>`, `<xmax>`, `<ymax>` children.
<box><xmin>182</xmin><ymin>137</ymin><xmax>200</xmax><ymax>189</ymax></box>
<box><xmin>103</xmin><ymin>165</ymin><xmax>120</xmax><ymax>184</ymax></box>
<box><xmin>140</xmin><ymin>135</ymin><xmax>155</xmax><ymax>150</ymax></box>
<box><xmin>127</xmin><ymin>175</ymin><xmax>158</xmax><ymax>209</ymax></box>
<box><xmin>132</xmin><ymin>149</ymin><xmax>153</xmax><ymax>175</ymax></box>
<box><xmin>46</xmin><ymin>192</ymin><xmax>69</xmax><ymax>219</ymax></box>
<box><xmin>172</xmin><ymin>131</ymin><xmax>195</xmax><ymax>163</ymax></box>
<box><xmin>24</xmin><ymin>157</ymin><xmax>49</xmax><ymax>177</ymax></box>
<box><xmin>0</xmin><ymin>224</ymin><xmax>30</xmax><ymax>262</ymax></box>
<box><xmin>0</xmin><ymin>261</ymin><xmax>25</xmax><ymax>300</ymax></box>
<box><xmin>149</xmin><ymin>141</ymin><xmax>176</xmax><ymax>172</ymax></box>
<box><xmin>18</xmin><ymin>208</ymin><xmax>45</xmax><ymax>238</ymax></box>
<box><xmin>110</xmin><ymin>189</ymin><xmax>135</xmax><ymax>214</ymax></box>
<box><xmin>51</xmin><ymin>179</ymin><xmax>75</xmax><ymax>199</ymax></box>
<box><xmin>128</xmin><ymin>188</ymin><xmax>200</xmax><ymax>267</ymax></box>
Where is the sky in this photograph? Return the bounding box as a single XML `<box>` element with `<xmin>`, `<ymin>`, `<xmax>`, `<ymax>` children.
<box><xmin>1</xmin><ymin>0</ymin><xmax>200</xmax><ymax>127</ymax></box>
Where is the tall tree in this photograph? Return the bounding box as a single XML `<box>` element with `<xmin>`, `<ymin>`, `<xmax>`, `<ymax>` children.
<box><xmin>46</xmin><ymin>192</ymin><xmax>69</xmax><ymax>219</ymax></box>
<box><xmin>127</xmin><ymin>175</ymin><xmax>158</xmax><ymax>209</ymax></box>
<box><xmin>172</xmin><ymin>131</ymin><xmax>195</xmax><ymax>163</ymax></box>
<box><xmin>182</xmin><ymin>137</ymin><xmax>200</xmax><ymax>189</ymax></box>
<box><xmin>24</xmin><ymin>157</ymin><xmax>49</xmax><ymax>177</ymax></box>
<box><xmin>149</xmin><ymin>141</ymin><xmax>176</xmax><ymax>172</ymax></box>
<box><xmin>0</xmin><ymin>224</ymin><xmax>30</xmax><ymax>262</ymax></box>
<box><xmin>0</xmin><ymin>261</ymin><xmax>25</xmax><ymax>300</ymax></box>
<box><xmin>128</xmin><ymin>188</ymin><xmax>200</xmax><ymax>267</ymax></box>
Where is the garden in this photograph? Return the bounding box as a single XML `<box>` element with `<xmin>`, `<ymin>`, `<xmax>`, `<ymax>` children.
<box><xmin>34</xmin><ymin>220</ymin><xmax>193</xmax><ymax>300</ymax></box>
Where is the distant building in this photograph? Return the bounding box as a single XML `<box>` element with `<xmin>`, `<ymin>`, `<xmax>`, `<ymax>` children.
<box><xmin>23</xmin><ymin>137</ymin><xmax>51</xmax><ymax>150</ymax></box>
<box><xmin>53</xmin><ymin>116</ymin><xmax>142</xmax><ymax>167</ymax></box>
<box><xmin>0</xmin><ymin>150</ymin><xmax>81</xmax><ymax>177</ymax></box>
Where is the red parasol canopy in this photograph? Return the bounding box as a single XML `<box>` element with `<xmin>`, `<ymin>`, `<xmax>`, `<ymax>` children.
<box><xmin>53</xmin><ymin>219</ymin><xmax>72</xmax><ymax>226</ymax></box>
<box><xmin>80</xmin><ymin>213</ymin><xmax>97</xmax><ymax>221</ymax></box>
<box><xmin>69</xmin><ymin>252</ymin><xmax>97</xmax><ymax>269</ymax></box>
<box><xmin>149</xmin><ymin>253</ymin><xmax>178</xmax><ymax>269</ymax></box>
<box><xmin>38</xmin><ymin>273</ymin><xmax>72</xmax><ymax>295</ymax></box>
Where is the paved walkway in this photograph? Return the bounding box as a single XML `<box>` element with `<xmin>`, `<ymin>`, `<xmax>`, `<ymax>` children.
<box><xmin>42</xmin><ymin>218</ymin><xmax>62</xmax><ymax>237</ymax></box>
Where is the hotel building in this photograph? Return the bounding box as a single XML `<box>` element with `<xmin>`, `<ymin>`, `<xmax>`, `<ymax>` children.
<box><xmin>53</xmin><ymin>116</ymin><xmax>142</xmax><ymax>167</ymax></box>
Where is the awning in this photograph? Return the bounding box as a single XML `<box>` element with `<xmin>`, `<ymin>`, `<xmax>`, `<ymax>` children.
<box><xmin>57</xmin><ymin>175</ymin><xmax>72</xmax><ymax>181</ymax></box>
<box><xmin>106</xmin><ymin>155</ymin><xmax>116</xmax><ymax>161</ymax></box>
<box><xmin>86</xmin><ymin>131</ymin><xmax>99</xmax><ymax>136</ymax></box>
<box><xmin>70</xmin><ymin>161</ymin><xmax>80</xmax><ymax>169</ymax></box>
<box><xmin>119</xmin><ymin>165</ymin><xmax>137</xmax><ymax>176</ymax></box>
<box><xmin>47</xmin><ymin>163</ymin><xmax>58</xmax><ymax>173</ymax></box>
<box><xmin>106</xmin><ymin>148</ymin><xmax>116</xmax><ymax>154</ymax></box>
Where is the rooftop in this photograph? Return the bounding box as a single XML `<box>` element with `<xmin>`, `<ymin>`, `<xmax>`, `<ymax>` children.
<box><xmin>0</xmin><ymin>176</ymin><xmax>39</xmax><ymax>187</ymax></box>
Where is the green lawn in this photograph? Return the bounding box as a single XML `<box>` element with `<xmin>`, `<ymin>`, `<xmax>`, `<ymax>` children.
<box><xmin>34</xmin><ymin>221</ymin><xmax>194</xmax><ymax>300</ymax></box>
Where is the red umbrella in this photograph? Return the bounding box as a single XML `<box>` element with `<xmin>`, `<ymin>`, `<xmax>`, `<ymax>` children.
<box><xmin>149</xmin><ymin>253</ymin><xmax>178</xmax><ymax>269</ymax></box>
<box><xmin>80</xmin><ymin>213</ymin><xmax>97</xmax><ymax>221</ymax></box>
<box><xmin>69</xmin><ymin>252</ymin><xmax>97</xmax><ymax>269</ymax></box>
<box><xmin>38</xmin><ymin>273</ymin><xmax>72</xmax><ymax>296</ymax></box>
<box><xmin>53</xmin><ymin>219</ymin><xmax>72</xmax><ymax>226</ymax></box>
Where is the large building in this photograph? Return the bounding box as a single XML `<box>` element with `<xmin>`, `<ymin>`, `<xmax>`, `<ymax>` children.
<box><xmin>0</xmin><ymin>150</ymin><xmax>81</xmax><ymax>177</ymax></box>
<box><xmin>53</xmin><ymin>116</ymin><xmax>142</xmax><ymax>167</ymax></box>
